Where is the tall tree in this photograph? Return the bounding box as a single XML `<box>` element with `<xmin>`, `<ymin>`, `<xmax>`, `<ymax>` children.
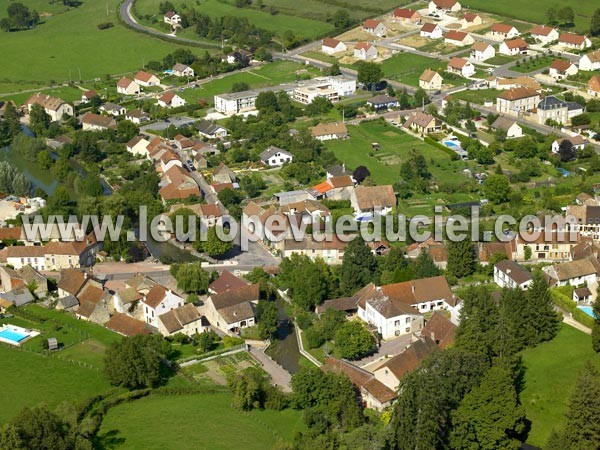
<box><xmin>591</xmin><ymin>9</ymin><xmax>600</xmax><ymax>36</ymax></box>
<box><xmin>202</xmin><ymin>226</ymin><xmax>234</xmax><ymax>258</ymax></box>
<box><xmin>334</xmin><ymin>320</ymin><xmax>376</xmax><ymax>360</ymax></box>
<box><xmin>557</xmin><ymin>6</ymin><xmax>575</xmax><ymax>26</ymax></box>
<box><xmin>525</xmin><ymin>273</ymin><xmax>559</xmax><ymax>345</ymax></box>
<box><xmin>278</xmin><ymin>254</ymin><xmax>330</xmax><ymax>310</ymax></box>
<box><xmin>593</xmin><ymin>292</ymin><xmax>600</xmax><ymax>353</ymax></box>
<box><xmin>29</xmin><ymin>103</ymin><xmax>51</xmax><ymax>136</ymax></box>
<box><xmin>256</xmin><ymin>299</ymin><xmax>278</xmax><ymax>339</ymax></box>
<box><xmin>357</xmin><ymin>62</ymin><xmax>383</xmax><ymax>91</ymax></box>
<box><xmin>483</xmin><ymin>174</ymin><xmax>511</xmax><ymax>203</ymax></box>
<box><xmin>446</xmin><ymin>240</ymin><xmax>476</xmax><ymax>279</ymax></box>
<box><xmin>414</xmin><ymin>248</ymin><xmax>441</xmax><ymax>278</ymax></box>
<box><xmin>450</xmin><ymin>366</ymin><xmax>526</xmax><ymax>450</ymax></box>
<box><xmin>340</xmin><ymin>237</ymin><xmax>377</xmax><ymax>293</ymax></box>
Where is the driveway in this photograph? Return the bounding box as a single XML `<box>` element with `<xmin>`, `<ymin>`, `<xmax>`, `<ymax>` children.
<box><xmin>141</xmin><ymin>116</ymin><xmax>196</xmax><ymax>132</ymax></box>
<box><xmin>357</xmin><ymin>334</ymin><xmax>414</xmax><ymax>369</ymax></box>
<box><xmin>249</xmin><ymin>346</ymin><xmax>292</xmax><ymax>392</ymax></box>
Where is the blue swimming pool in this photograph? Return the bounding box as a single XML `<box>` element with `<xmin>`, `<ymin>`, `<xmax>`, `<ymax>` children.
<box><xmin>0</xmin><ymin>328</ymin><xmax>29</xmax><ymax>343</ymax></box>
<box><xmin>578</xmin><ymin>306</ymin><xmax>597</xmax><ymax>319</ymax></box>
<box><xmin>442</xmin><ymin>140</ymin><xmax>460</xmax><ymax>149</ymax></box>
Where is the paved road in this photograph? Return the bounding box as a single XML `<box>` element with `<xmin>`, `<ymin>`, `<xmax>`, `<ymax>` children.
<box><xmin>358</xmin><ymin>334</ymin><xmax>413</xmax><ymax>370</ymax></box>
<box><xmin>249</xmin><ymin>346</ymin><xmax>292</xmax><ymax>392</ymax></box>
<box><xmin>141</xmin><ymin>116</ymin><xmax>196</xmax><ymax>132</ymax></box>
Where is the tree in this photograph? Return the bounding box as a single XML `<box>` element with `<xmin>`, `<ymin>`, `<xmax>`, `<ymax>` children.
<box><xmin>197</xmin><ymin>331</ymin><xmax>215</xmax><ymax>353</ymax></box>
<box><xmin>546</xmin><ymin>7</ymin><xmax>558</xmax><ymax>24</ymax></box>
<box><xmin>255</xmin><ymin>91</ymin><xmax>279</xmax><ymax>112</ymax></box>
<box><xmin>592</xmin><ymin>9</ymin><xmax>600</xmax><ymax>36</ymax></box>
<box><xmin>327</xmin><ymin>62</ymin><xmax>341</xmax><ymax>76</ymax></box>
<box><xmin>332</xmin><ymin>9</ymin><xmax>351</xmax><ymax>29</ymax></box>
<box><xmin>450</xmin><ymin>366</ymin><xmax>526</xmax><ymax>450</ymax></box>
<box><xmin>446</xmin><ymin>239</ymin><xmax>476</xmax><ymax>279</ymax></box>
<box><xmin>353</xmin><ymin>166</ymin><xmax>370</xmax><ymax>184</ymax></box>
<box><xmin>334</xmin><ymin>321</ymin><xmax>376</xmax><ymax>360</ymax></box>
<box><xmin>592</xmin><ymin>292</ymin><xmax>600</xmax><ymax>353</ymax></box>
<box><xmin>240</xmin><ymin>172</ymin><xmax>266</xmax><ymax>198</ymax></box>
<box><xmin>414</xmin><ymin>88</ymin><xmax>429</xmax><ymax>107</ymax></box>
<box><xmin>229</xmin><ymin>367</ymin><xmax>268</xmax><ymax>411</ymax></box>
<box><xmin>357</xmin><ymin>62</ymin><xmax>383</xmax><ymax>91</ymax></box>
<box><xmin>558</xmin><ymin>138</ymin><xmax>576</xmax><ymax>162</ymax></box>
<box><xmin>483</xmin><ymin>174</ymin><xmax>511</xmax><ymax>203</ymax></box>
<box><xmin>340</xmin><ymin>237</ymin><xmax>377</xmax><ymax>294</ymax></box>
<box><xmin>3</xmin><ymin>3</ymin><xmax>40</xmax><ymax>31</ymax></box>
<box><xmin>158</xmin><ymin>1</ymin><xmax>175</xmax><ymax>14</ymax></box>
<box><xmin>104</xmin><ymin>334</ymin><xmax>172</xmax><ymax>389</ymax></box>
<box><xmin>170</xmin><ymin>262</ymin><xmax>210</xmax><ymax>294</ymax></box>
<box><xmin>414</xmin><ymin>248</ymin><xmax>441</xmax><ymax>278</ymax></box>
<box><xmin>278</xmin><ymin>254</ymin><xmax>330</xmax><ymax>310</ymax></box>
<box><xmin>29</xmin><ymin>103</ymin><xmax>51</xmax><ymax>136</ymax></box>
<box><xmin>306</xmin><ymin>96</ymin><xmax>333</xmax><ymax>116</ymax></box>
<box><xmin>557</xmin><ymin>6</ymin><xmax>575</xmax><ymax>26</ymax></box>
<box><xmin>547</xmin><ymin>363</ymin><xmax>600</xmax><ymax>450</ymax></box>
<box><xmin>256</xmin><ymin>299</ymin><xmax>278</xmax><ymax>339</ymax></box>
<box><xmin>526</xmin><ymin>274</ymin><xmax>559</xmax><ymax>345</ymax></box>
<box><xmin>202</xmin><ymin>226</ymin><xmax>233</xmax><ymax>258</ymax></box>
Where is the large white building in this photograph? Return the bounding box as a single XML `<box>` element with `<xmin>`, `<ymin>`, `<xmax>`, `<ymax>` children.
<box><xmin>141</xmin><ymin>284</ymin><xmax>185</xmax><ymax>327</ymax></box>
<box><xmin>494</xmin><ymin>260</ymin><xmax>533</xmax><ymax>289</ymax></box>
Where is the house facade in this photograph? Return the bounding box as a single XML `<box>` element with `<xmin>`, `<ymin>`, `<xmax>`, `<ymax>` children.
<box><xmin>26</xmin><ymin>93</ymin><xmax>73</xmax><ymax>121</ymax></box>
<box><xmin>419</xmin><ymin>70</ymin><xmax>443</xmax><ymax>90</ymax></box>
<box><xmin>496</xmin><ymin>87</ymin><xmax>540</xmax><ymax>117</ymax></box>
<box><xmin>494</xmin><ymin>260</ymin><xmax>533</xmax><ymax>289</ymax></box>
<box><xmin>420</xmin><ymin>23</ymin><xmax>443</xmax><ymax>39</ymax></box>
<box><xmin>530</xmin><ymin>25</ymin><xmax>559</xmax><ymax>44</ymax></box>
<box><xmin>579</xmin><ymin>50</ymin><xmax>600</xmax><ymax>71</ymax></box>
<box><xmin>141</xmin><ymin>284</ymin><xmax>185</xmax><ymax>327</ymax></box>
<box><xmin>354</xmin><ymin>42</ymin><xmax>378</xmax><ymax>60</ymax></box>
<box><xmin>363</xmin><ymin>19</ymin><xmax>387</xmax><ymax>37</ymax></box>
<box><xmin>260</xmin><ymin>146</ymin><xmax>293</xmax><ymax>167</ymax></box>
<box><xmin>321</xmin><ymin>38</ymin><xmax>347</xmax><ymax>55</ymax></box>
<box><xmin>470</xmin><ymin>42</ymin><xmax>495</xmax><ymax>61</ymax></box>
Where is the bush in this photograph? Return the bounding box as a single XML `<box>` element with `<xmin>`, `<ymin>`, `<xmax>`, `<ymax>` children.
<box><xmin>304</xmin><ymin>326</ymin><xmax>325</xmax><ymax>349</ymax></box>
<box><xmin>296</xmin><ymin>311</ymin><xmax>313</xmax><ymax>330</ymax></box>
<box><xmin>551</xmin><ymin>289</ymin><xmax>595</xmax><ymax>328</ymax></box>
<box><xmin>97</xmin><ymin>22</ymin><xmax>114</xmax><ymax>30</ymax></box>
<box><xmin>424</xmin><ymin>136</ymin><xmax>459</xmax><ymax>160</ymax></box>
<box><xmin>223</xmin><ymin>336</ymin><xmax>244</xmax><ymax>348</ymax></box>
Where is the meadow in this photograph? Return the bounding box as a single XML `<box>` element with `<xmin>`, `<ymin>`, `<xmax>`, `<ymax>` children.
<box><xmin>521</xmin><ymin>324</ymin><xmax>600</xmax><ymax>447</ymax></box>
<box><xmin>97</xmin><ymin>392</ymin><xmax>305</xmax><ymax>449</ymax></box>
<box><xmin>381</xmin><ymin>52</ymin><xmax>445</xmax><ymax>87</ymax></box>
<box><xmin>0</xmin><ymin>0</ymin><xmax>192</xmax><ymax>95</ymax></box>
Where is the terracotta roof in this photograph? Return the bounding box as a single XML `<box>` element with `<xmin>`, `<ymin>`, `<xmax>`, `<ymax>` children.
<box><xmin>497</xmin><ymin>86</ymin><xmax>538</xmax><ymax>101</ymax></box>
<box><xmin>403</xmin><ymin>111</ymin><xmax>437</xmax><ymax>129</ymax></box>
<box><xmin>81</xmin><ymin>112</ymin><xmax>116</xmax><ymax>129</ymax></box>
<box><xmin>143</xmin><ymin>284</ymin><xmax>168</xmax><ymax>309</ymax></box>
<box><xmin>354</xmin><ymin>42</ymin><xmax>373</xmax><ymax>51</ymax></box>
<box><xmin>445</xmin><ymin>30</ymin><xmax>468</xmax><ymax>42</ymax></box>
<box><xmin>363</xmin><ymin>19</ymin><xmax>383</xmax><ymax>29</ymax></box>
<box><xmin>353</xmin><ymin>185</ymin><xmax>395</xmax><ymax>211</ymax></box>
<box><xmin>58</xmin><ymin>269</ymin><xmax>87</xmax><ymax>296</ymax></box>
<box><xmin>76</xmin><ymin>301</ymin><xmax>99</xmax><ymax>319</ymax></box>
<box><xmin>134</xmin><ymin>71</ymin><xmax>158</xmax><ymax>83</ymax></box>
<box><xmin>77</xmin><ymin>284</ymin><xmax>106</xmax><ymax>305</ymax></box>
<box><xmin>382</xmin><ymin>275</ymin><xmax>454</xmax><ymax>305</ymax></box>
<box><xmin>421</xmin><ymin>23</ymin><xmax>438</xmax><ymax>33</ymax></box>
<box><xmin>530</xmin><ymin>25</ymin><xmax>555</xmax><ymax>36</ymax></box>
<box><xmin>25</xmin><ymin>93</ymin><xmax>68</xmax><ymax>112</ymax></box>
<box><xmin>393</xmin><ymin>8</ymin><xmax>418</xmax><ymax>19</ymax></box>
<box><xmin>421</xmin><ymin>312</ymin><xmax>456</xmax><ymax>349</ymax></box>
<box><xmin>209</xmin><ymin>270</ymin><xmax>249</xmax><ymax>295</ymax></box>
<box><xmin>490</xmin><ymin>23</ymin><xmax>516</xmax><ymax>34</ymax></box>
<box><xmin>117</xmin><ymin>77</ymin><xmax>135</xmax><ymax>89</ymax></box>
<box><xmin>159</xmin><ymin>303</ymin><xmax>202</xmax><ymax>334</ymax></box>
<box><xmin>159</xmin><ymin>91</ymin><xmax>178</xmax><ymax>104</ymax></box>
<box><xmin>164</xmin><ymin>11</ymin><xmax>177</xmax><ymax>18</ymax></box>
<box><xmin>433</xmin><ymin>0</ymin><xmax>457</xmax><ymax>7</ymax></box>
<box><xmin>328</xmin><ymin>175</ymin><xmax>354</xmax><ymax>188</ymax></box>
<box><xmin>588</xmin><ymin>75</ymin><xmax>600</xmax><ymax>93</ymax></box>
<box><xmin>463</xmin><ymin>13</ymin><xmax>479</xmax><ymax>22</ymax></box>
<box><xmin>210</xmin><ymin>283</ymin><xmax>260</xmax><ymax>311</ymax></box>
<box><xmin>243</xmin><ymin>201</ymin><xmax>264</xmax><ymax>217</ymax></box>
<box><xmin>118</xmin><ymin>286</ymin><xmax>142</xmax><ymax>304</ymax></box>
<box><xmin>503</xmin><ymin>38</ymin><xmax>528</xmax><ymax>49</ymax></box>
<box><xmin>310</xmin><ymin>122</ymin><xmax>348</xmax><ymax>137</ymax></box>
<box><xmin>448</xmin><ymin>57</ymin><xmax>468</xmax><ymax>69</ymax></box>
<box><xmin>106</xmin><ymin>313</ymin><xmax>152</xmax><ymax>336</ymax></box>
<box><xmin>0</xmin><ymin>227</ymin><xmax>22</xmax><ymax>240</ymax></box>
<box><xmin>559</xmin><ymin>32</ymin><xmax>587</xmax><ymax>45</ymax></box>
<box><xmin>82</xmin><ymin>90</ymin><xmax>97</xmax><ymax>99</ymax></box>
<box><xmin>322</xmin><ymin>37</ymin><xmax>341</xmax><ymax>50</ymax></box>
<box><xmin>283</xmin><ymin>235</ymin><xmax>348</xmax><ymax>252</ymax></box>
<box><xmin>419</xmin><ymin>69</ymin><xmax>440</xmax><ymax>82</ymax></box>
<box><xmin>471</xmin><ymin>41</ymin><xmax>491</xmax><ymax>52</ymax></box>
<box><xmin>374</xmin><ymin>337</ymin><xmax>437</xmax><ymax>379</ymax></box>
<box><xmin>316</xmin><ymin>297</ymin><xmax>359</xmax><ymax>314</ymax></box>
<box><xmin>550</xmin><ymin>59</ymin><xmax>573</xmax><ymax>72</ymax></box>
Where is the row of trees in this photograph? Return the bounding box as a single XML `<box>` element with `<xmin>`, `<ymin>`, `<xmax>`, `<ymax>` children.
<box><xmin>0</xmin><ymin>3</ymin><xmax>39</xmax><ymax>32</ymax></box>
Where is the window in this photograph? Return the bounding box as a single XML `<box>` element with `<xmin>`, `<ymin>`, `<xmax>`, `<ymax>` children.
<box><xmin>405</xmin><ymin>317</ymin><xmax>411</xmax><ymax>324</ymax></box>
<box><xmin>405</xmin><ymin>327</ymin><xmax>410</xmax><ymax>333</ymax></box>
<box><xmin>394</xmin><ymin>320</ymin><xmax>400</xmax><ymax>326</ymax></box>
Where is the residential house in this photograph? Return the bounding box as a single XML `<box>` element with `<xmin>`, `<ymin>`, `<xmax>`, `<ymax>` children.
<box><xmin>420</xmin><ymin>23</ymin><xmax>443</xmax><ymax>39</ymax></box>
<box><xmin>447</xmin><ymin>57</ymin><xmax>475</xmax><ymax>77</ymax></box>
<box><xmin>496</xmin><ymin>87</ymin><xmax>540</xmax><ymax>116</ymax></box>
<box><xmin>125</xmin><ymin>109</ymin><xmax>150</xmax><ymax>124</ymax></box>
<box><xmin>224</xmin><ymin>49</ymin><xmax>253</xmax><ymax>65</ymax></box>
<box><xmin>406</xmin><ymin>238</ymin><xmax>448</xmax><ymax>269</ymax></box>
<box><xmin>444</xmin><ymin>30</ymin><xmax>474</xmax><ymax>46</ymax></box>
<box><xmin>159</xmin><ymin>149</ymin><xmax>182</xmax><ymax>173</ymax></box>
<box><xmin>157</xmin><ymin>92</ymin><xmax>186</xmax><ymax>108</ymax></box>
<box><xmin>205</xmin><ymin>283</ymin><xmax>260</xmax><ymax>333</ymax></box>
<box><xmin>209</xmin><ymin>270</ymin><xmax>249</xmax><ymax>295</ymax></box>
<box><xmin>403</xmin><ymin>111</ymin><xmax>442</xmax><ymax>134</ymax></box>
<box><xmin>575</xmin><ymin>193</ymin><xmax>598</xmax><ymax>207</ymax></box>
<box><xmin>579</xmin><ymin>50</ymin><xmax>600</xmax><ymax>71</ymax></box>
<box><xmin>573</xmin><ymin>287</ymin><xmax>592</xmax><ymax>303</ymax></box>
<box><xmin>549</xmin><ymin>59</ymin><xmax>578</xmax><ymax>80</ymax></box>
<box><xmin>491</xmin><ymin>116</ymin><xmax>523</xmax><ymax>138</ymax></box>
<box><xmin>141</xmin><ymin>284</ymin><xmax>184</xmax><ymax>327</ymax></box>
<box><xmin>366</xmin><ymin>94</ymin><xmax>399</xmax><ymax>110</ymax></box>
<box><xmin>373</xmin><ymin>337</ymin><xmax>437</xmax><ymax>390</ymax></box>
<box><xmin>25</xmin><ymin>93</ymin><xmax>73</xmax><ymax>121</ymax></box>
<box><xmin>163</xmin><ymin>11</ymin><xmax>181</xmax><ymax>26</ymax></box>
<box><xmin>588</xmin><ymin>75</ymin><xmax>600</xmax><ymax>98</ymax></box>
<box><xmin>196</xmin><ymin>119</ymin><xmax>227</xmax><ymax>139</ymax></box>
<box><xmin>428</xmin><ymin>0</ymin><xmax>461</xmax><ymax>15</ymax></box>
<box><xmin>565</xmin><ymin>204</ymin><xmax>600</xmax><ymax>240</ymax></box>
<box><xmin>392</xmin><ymin>8</ymin><xmax>420</xmax><ymax>24</ymax></box>
<box><xmin>558</xmin><ymin>32</ymin><xmax>592</xmax><ymax>50</ymax></box>
<box><xmin>470</xmin><ymin>42</ymin><xmax>495</xmax><ymax>61</ymax></box>
<box><xmin>260</xmin><ymin>146</ymin><xmax>293</xmax><ymax>167</ymax></box>
<box><xmin>530</xmin><ymin>25</ymin><xmax>559</xmax><ymax>44</ymax></box>
<box><xmin>281</xmin><ymin>236</ymin><xmax>347</xmax><ymax>264</ymax></box>
<box><xmin>354</xmin><ymin>42</ymin><xmax>378</xmax><ymax>61</ymax></box>
<box><xmin>421</xmin><ymin>311</ymin><xmax>457</xmax><ymax>348</ymax></box>
<box><xmin>106</xmin><ymin>313</ymin><xmax>153</xmax><ymax>336</ymax></box>
<box><xmin>544</xmin><ymin>256</ymin><xmax>600</xmax><ymax>287</ymax></box>
<box><xmin>0</xmin><ymin>288</ymin><xmax>34</xmax><ymax>310</ymax></box>
<box><xmin>172</xmin><ymin>134</ymin><xmax>195</xmax><ymax>152</ymax></box>
<box><xmin>311</xmin><ymin>122</ymin><xmax>348</xmax><ymax>141</ymax></box>
<box><xmin>172</xmin><ymin>63</ymin><xmax>194</xmax><ymax>77</ymax></box>
<box><xmin>113</xmin><ymin>286</ymin><xmax>143</xmax><ymax>315</ymax></box>
<box><xmin>322</xmin><ymin>358</ymin><xmax>397</xmax><ymax>411</ymax></box>
<box><xmin>159</xmin><ymin>165</ymin><xmax>201</xmax><ymax>204</ymax></box>
<box><xmin>494</xmin><ymin>260</ymin><xmax>533</xmax><ymax>289</ymax></box>
<box><xmin>552</xmin><ymin>136</ymin><xmax>588</xmax><ymax>154</ymax></box>
<box><xmin>490</xmin><ymin>76</ymin><xmax>541</xmax><ymax>91</ymax></box>
<box><xmin>81</xmin><ymin>90</ymin><xmax>98</xmax><ymax>103</ymax></box>
<box><xmin>158</xmin><ymin>303</ymin><xmax>207</xmax><ymax>337</ymax></box>
<box><xmin>350</xmin><ymin>185</ymin><xmax>396</xmax><ymax>218</ymax></box>
<box><xmin>363</xmin><ymin>19</ymin><xmax>387</xmax><ymax>37</ymax></box>
<box><xmin>76</xmin><ymin>300</ymin><xmax>110</xmax><ymax>325</ymax></box>
<box><xmin>212</xmin><ymin>162</ymin><xmax>237</xmax><ymax>184</ymax></box>
<box><xmin>316</xmin><ymin>296</ymin><xmax>360</xmax><ymax>317</ymax></box>
<box><xmin>0</xmin><ymin>265</ymin><xmax>47</xmax><ymax>298</ymax></box>
<box><xmin>487</xmin><ymin>23</ymin><xmax>520</xmax><ymax>40</ymax></box>
<box><xmin>57</xmin><ymin>268</ymin><xmax>87</xmax><ymax>299</ymax></box>
<box><xmin>499</xmin><ymin>38</ymin><xmax>529</xmax><ymax>55</ymax></box>
<box><xmin>312</xmin><ymin>175</ymin><xmax>355</xmax><ymax>201</ymax></box>
<box><xmin>537</xmin><ymin>96</ymin><xmax>583</xmax><ymax>125</ymax></box>
<box><xmin>116</xmin><ymin>77</ymin><xmax>140</xmax><ymax>95</ymax></box>
<box><xmin>513</xmin><ymin>231</ymin><xmax>579</xmax><ymax>262</ymax></box>
<box><xmin>100</xmin><ymin>102</ymin><xmax>126</xmax><ymax>116</ymax></box>
<box><xmin>419</xmin><ymin>69</ymin><xmax>443</xmax><ymax>90</ymax></box>
<box><xmin>126</xmin><ymin>136</ymin><xmax>150</xmax><ymax>157</ymax></box>
<box><xmin>134</xmin><ymin>71</ymin><xmax>160</xmax><ymax>87</ymax></box>
<box><xmin>80</xmin><ymin>113</ymin><xmax>117</xmax><ymax>131</ymax></box>
<box><xmin>461</xmin><ymin>13</ymin><xmax>482</xmax><ymax>28</ymax></box>
<box><xmin>321</xmin><ymin>37</ymin><xmax>347</xmax><ymax>55</ymax></box>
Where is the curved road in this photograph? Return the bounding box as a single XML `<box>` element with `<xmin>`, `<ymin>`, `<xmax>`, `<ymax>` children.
<box><xmin>119</xmin><ymin>0</ymin><xmax>220</xmax><ymax>48</ymax></box>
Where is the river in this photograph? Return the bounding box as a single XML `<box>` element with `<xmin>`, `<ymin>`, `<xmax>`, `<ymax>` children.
<box><xmin>267</xmin><ymin>297</ymin><xmax>302</xmax><ymax>374</ymax></box>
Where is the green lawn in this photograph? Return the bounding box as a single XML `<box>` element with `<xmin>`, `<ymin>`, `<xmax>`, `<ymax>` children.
<box><xmin>0</xmin><ymin>0</ymin><xmax>193</xmax><ymax>96</ymax></box>
<box><xmin>451</xmin><ymin>88</ymin><xmax>500</xmax><ymax>105</ymax></box>
<box><xmin>97</xmin><ymin>392</ymin><xmax>305</xmax><ymax>449</ymax></box>
<box><xmin>465</xmin><ymin>0</ymin><xmax>598</xmax><ymax>32</ymax></box>
<box><xmin>486</xmin><ymin>55</ymin><xmax>518</xmax><ymax>66</ymax></box>
<box><xmin>510</xmin><ymin>56</ymin><xmax>557</xmax><ymax>73</ymax></box>
<box><xmin>381</xmin><ymin>52</ymin><xmax>445</xmax><ymax>87</ymax></box>
<box><xmin>180</xmin><ymin>60</ymin><xmax>320</xmax><ymax>104</ymax></box>
<box><xmin>521</xmin><ymin>324</ymin><xmax>600</xmax><ymax>448</ymax></box>
<box><xmin>0</xmin><ymin>345</ymin><xmax>112</xmax><ymax>423</ymax></box>
<box><xmin>324</xmin><ymin>120</ymin><xmax>466</xmax><ymax>186</ymax></box>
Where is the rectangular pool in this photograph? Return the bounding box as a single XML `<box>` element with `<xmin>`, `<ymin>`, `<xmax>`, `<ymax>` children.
<box><xmin>577</xmin><ymin>306</ymin><xmax>596</xmax><ymax>319</ymax></box>
<box><xmin>0</xmin><ymin>325</ymin><xmax>38</xmax><ymax>346</ymax></box>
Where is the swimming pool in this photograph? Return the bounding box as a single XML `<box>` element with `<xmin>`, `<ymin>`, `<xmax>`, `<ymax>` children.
<box><xmin>442</xmin><ymin>140</ymin><xmax>461</xmax><ymax>149</ymax></box>
<box><xmin>0</xmin><ymin>325</ymin><xmax>38</xmax><ymax>346</ymax></box>
<box><xmin>578</xmin><ymin>306</ymin><xmax>597</xmax><ymax>319</ymax></box>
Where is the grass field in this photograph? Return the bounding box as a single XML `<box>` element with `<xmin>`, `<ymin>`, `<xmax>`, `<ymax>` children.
<box><xmin>324</xmin><ymin>120</ymin><xmax>466</xmax><ymax>185</ymax></box>
<box><xmin>510</xmin><ymin>55</ymin><xmax>557</xmax><ymax>74</ymax></box>
<box><xmin>180</xmin><ymin>60</ymin><xmax>321</xmax><ymax>104</ymax></box>
<box><xmin>451</xmin><ymin>88</ymin><xmax>501</xmax><ymax>104</ymax></box>
<box><xmin>465</xmin><ymin>0</ymin><xmax>597</xmax><ymax>32</ymax></box>
<box><xmin>0</xmin><ymin>0</ymin><xmax>192</xmax><ymax>95</ymax></box>
<box><xmin>97</xmin><ymin>392</ymin><xmax>305</xmax><ymax>449</ymax></box>
<box><xmin>381</xmin><ymin>52</ymin><xmax>444</xmax><ymax>87</ymax></box>
<box><xmin>0</xmin><ymin>345</ymin><xmax>112</xmax><ymax>423</ymax></box>
<box><xmin>521</xmin><ymin>324</ymin><xmax>600</xmax><ymax>448</ymax></box>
